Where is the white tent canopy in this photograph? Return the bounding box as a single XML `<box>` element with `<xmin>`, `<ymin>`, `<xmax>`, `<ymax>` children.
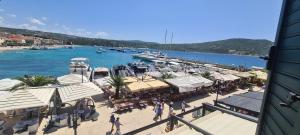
<box><xmin>165</xmin><ymin>76</ymin><xmax>213</xmax><ymax>93</ymax></box>
<box><xmin>0</xmin><ymin>78</ymin><xmax>23</xmax><ymax>91</ymax></box>
<box><xmin>57</xmin><ymin>74</ymin><xmax>89</xmax><ymax>85</ymax></box>
<box><xmin>210</xmin><ymin>72</ymin><xmax>240</xmax><ymax>81</ymax></box>
<box><xmin>58</xmin><ymin>82</ymin><xmax>103</xmax><ymax>103</ymax></box>
<box><xmin>0</xmin><ymin>87</ymin><xmax>55</xmax><ymax>112</ymax></box>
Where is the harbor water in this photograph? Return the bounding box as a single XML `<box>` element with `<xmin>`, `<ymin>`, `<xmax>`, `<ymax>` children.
<box><xmin>0</xmin><ymin>46</ymin><xmax>266</xmax><ymax>79</ymax></box>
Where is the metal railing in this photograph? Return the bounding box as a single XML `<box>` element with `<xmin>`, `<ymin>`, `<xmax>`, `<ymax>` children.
<box><xmin>124</xmin><ymin>103</ymin><xmax>258</xmax><ymax>135</ymax></box>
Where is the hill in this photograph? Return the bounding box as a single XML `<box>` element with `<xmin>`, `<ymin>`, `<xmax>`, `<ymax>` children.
<box><xmin>0</xmin><ymin>27</ymin><xmax>273</xmax><ymax>56</ymax></box>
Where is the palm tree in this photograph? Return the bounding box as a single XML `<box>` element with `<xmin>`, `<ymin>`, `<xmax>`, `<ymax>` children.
<box><xmin>161</xmin><ymin>72</ymin><xmax>173</xmax><ymax>80</ymax></box>
<box><xmin>108</xmin><ymin>76</ymin><xmax>125</xmax><ymax>99</ymax></box>
<box><xmin>201</xmin><ymin>71</ymin><xmax>211</xmax><ymax>79</ymax></box>
<box><xmin>16</xmin><ymin>75</ymin><xmax>57</xmax><ymax>87</ymax></box>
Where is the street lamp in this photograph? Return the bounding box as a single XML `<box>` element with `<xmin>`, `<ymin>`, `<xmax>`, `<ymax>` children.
<box><xmin>63</xmin><ymin>102</ymin><xmax>78</xmax><ymax>135</ymax></box>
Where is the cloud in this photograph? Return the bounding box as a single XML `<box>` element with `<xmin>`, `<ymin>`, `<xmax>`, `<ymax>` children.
<box><xmin>41</xmin><ymin>17</ymin><xmax>47</xmax><ymax>21</ymax></box>
<box><xmin>30</xmin><ymin>18</ymin><xmax>45</xmax><ymax>25</ymax></box>
<box><xmin>95</xmin><ymin>31</ymin><xmax>109</xmax><ymax>37</ymax></box>
<box><xmin>7</xmin><ymin>13</ymin><xmax>16</xmax><ymax>18</ymax></box>
<box><xmin>0</xmin><ymin>16</ymin><xmax>4</xmax><ymax>22</ymax></box>
<box><xmin>18</xmin><ymin>23</ymin><xmax>38</xmax><ymax>30</ymax></box>
<box><xmin>61</xmin><ymin>25</ymin><xmax>70</xmax><ymax>30</ymax></box>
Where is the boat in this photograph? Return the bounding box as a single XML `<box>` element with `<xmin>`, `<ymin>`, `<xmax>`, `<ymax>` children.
<box><xmin>132</xmin><ymin>51</ymin><xmax>167</xmax><ymax>61</ymax></box>
<box><xmin>69</xmin><ymin>57</ymin><xmax>91</xmax><ymax>77</ymax></box>
<box><xmin>111</xmin><ymin>65</ymin><xmax>134</xmax><ymax>77</ymax></box>
<box><xmin>93</xmin><ymin>67</ymin><xmax>111</xmax><ymax>88</ymax></box>
<box><xmin>93</xmin><ymin>67</ymin><xmax>110</xmax><ymax>79</ymax></box>
<box><xmin>96</xmin><ymin>48</ymin><xmax>105</xmax><ymax>53</ymax></box>
<box><xmin>128</xmin><ymin>61</ymin><xmax>150</xmax><ymax>76</ymax></box>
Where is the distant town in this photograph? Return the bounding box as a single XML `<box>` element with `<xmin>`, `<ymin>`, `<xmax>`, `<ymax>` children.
<box><xmin>0</xmin><ymin>32</ymin><xmax>63</xmax><ymax>46</ymax></box>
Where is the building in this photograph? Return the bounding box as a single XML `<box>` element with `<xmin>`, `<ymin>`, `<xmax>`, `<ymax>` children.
<box><xmin>0</xmin><ymin>37</ymin><xmax>6</xmax><ymax>46</ymax></box>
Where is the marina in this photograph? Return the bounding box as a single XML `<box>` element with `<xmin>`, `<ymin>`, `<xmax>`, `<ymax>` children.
<box><xmin>0</xmin><ymin>46</ymin><xmax>265</xmax><ymax>79</ymax></box>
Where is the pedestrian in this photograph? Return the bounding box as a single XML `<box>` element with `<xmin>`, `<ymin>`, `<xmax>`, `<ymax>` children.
<box><xmin>110</xmin><ymin>114</ymin><xmax>115</xmax><ymax>132</ymax></box>
<box><xmin>161</xmin><ymin>101</ymin><xmax>165</xmax><ymax>113</ymax></box>
<box><xmin>157</xmin><ymin>104</ymin><xmax>162</xmax><ymax>120</ymax></box>
<box><xmin>115</xmin><ymin>117</ymin><xmax>122</xmax><ymax>134</ymax></box>
<box><xmin>181</xmin><ymin>101</ymin><xmax>186</xmax><ymax>112</ymax></box>
<box><xmin>168</xmin><ymin>104</ymin><xmax>174</xmax><ymax>117</ymax></box>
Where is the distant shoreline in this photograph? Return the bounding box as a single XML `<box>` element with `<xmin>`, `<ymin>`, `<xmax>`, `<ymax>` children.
<box><xmin>0</xmin><ymin>46</ymin><xmax>30</xmax><ymax>52</ymax></box>
<box><xmin>0</xmin><ymin>45</ymin><xmax>66</xmax><ymax>52</ymax></box>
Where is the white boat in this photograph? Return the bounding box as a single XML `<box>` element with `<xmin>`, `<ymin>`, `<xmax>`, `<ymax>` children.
<box><xmin>96</xmin><ymin>48</ymin><xmax>105</xmax><ymax>53</ymax></box>
<box><xmin>132</xmin><ymin>51</ymin><xmax>166</xmax><ymax>61</ymax></box>
<box><xmin>93</xmin><ymin>67</ymin><xmax>111</xmax><ymax>88</ymax></box>
<box><xmin>69</xmin><ymin>57</ymin><xmax>91</xmax><ymax>77</ymax></box>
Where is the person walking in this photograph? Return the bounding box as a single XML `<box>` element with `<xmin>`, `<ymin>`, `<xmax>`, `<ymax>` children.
<box><xmin>110</xmin><ymin>114</ymin><xmax>115</xmax><ymax>132</ymax></box>
<box><xmin>181</xmin><ymin>101</ymin><xmax>186</xmax><ymax>113</ymax></box>
<box><xmin>168</xmin><ymin>104</ymin><xmax>174</xmax><ymax>117</ymax></box>
<box><xmin>115</xmin><ymin>117</ymin><xmax>122</xmax><ymax>135</ymax></box>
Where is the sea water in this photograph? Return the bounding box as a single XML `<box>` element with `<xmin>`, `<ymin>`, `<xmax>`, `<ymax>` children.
<box><xmin>0</xmin><ymin>46</ymin><xmax>265</xmax><ymax>79</ymax></box>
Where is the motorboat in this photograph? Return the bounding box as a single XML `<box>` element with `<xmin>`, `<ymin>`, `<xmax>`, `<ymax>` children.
<box><xmin>132</xmin><ymin>51</ymin><xmax>167</xmax><ymax>61</ymax></box>
<box><xmin>128</xmin><ymin>61</ymin><xmax>150</xmax><ymax>75</ymax></box>
<box><xmin>93</xmin><ymin>67</ymin><xmax>111</xmax><ymax>88</ymax></box>
<box><xmin>96</xmin><ymin>48</ymin><xmax>105</xmax><ymax>53</ymax></box>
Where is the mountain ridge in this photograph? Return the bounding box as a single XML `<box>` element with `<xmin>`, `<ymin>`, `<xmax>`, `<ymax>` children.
<box><xmin>0</xmin><ymin>27</ymin><xmax>273</xmax><ymax>56</ymax></box>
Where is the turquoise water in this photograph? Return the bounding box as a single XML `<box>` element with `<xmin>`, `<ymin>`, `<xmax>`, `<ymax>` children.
<box><xmin>0</xmin><ymin>46</ymin><xmax>265</xmax><ymax>79</ymax></box>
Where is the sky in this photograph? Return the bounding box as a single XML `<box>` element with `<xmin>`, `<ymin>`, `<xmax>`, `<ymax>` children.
<box><xmin>0</xmin><ymin>0</ymin><xmax>282</xmax><ymax>43</ymax></box>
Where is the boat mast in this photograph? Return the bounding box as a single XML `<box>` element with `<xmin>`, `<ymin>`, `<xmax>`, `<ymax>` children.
<box><xmin>164</xmin><ymin>29</ymin><xmax>168</xmax><ymax>51</ymax></box>
<box><xmin>170</xmin><ymin>32</ymin><xmax>173</xmax><ymax>50</ymax></box>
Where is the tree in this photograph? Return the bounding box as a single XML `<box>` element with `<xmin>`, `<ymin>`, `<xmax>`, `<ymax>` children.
<box><xmin>161</xmin><ymin>72</ymin><xmax>173</xmax><ymax>80</ymax></box>
<box><xmin>108</xmin><ymin>76</ymin><xmax>125</xmax><ymax>99</ymax></box>
<box><xmin>16</xmin><ymin>75</ymin><xmax>57</xmax><ymax>87</ymax></box>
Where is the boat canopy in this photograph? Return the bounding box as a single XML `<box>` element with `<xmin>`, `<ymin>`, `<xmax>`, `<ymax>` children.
<box><xmin>0</xmin><ymin>87</ymin><xmax>55</xmax><ymax>112</ymax></box>
<box><xmin>94</xmin><ymin>67</ymin><xmax>109</xmax><ymax>72</ymax></box>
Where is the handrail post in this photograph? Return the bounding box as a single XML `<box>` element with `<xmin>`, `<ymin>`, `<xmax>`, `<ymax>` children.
<box><xmin>170</xmin><ymin>115</ymin><xmax>175</xmax><ymax>131</ymax></box>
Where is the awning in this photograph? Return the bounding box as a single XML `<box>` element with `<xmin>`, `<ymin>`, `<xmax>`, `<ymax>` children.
<box><xmin>123</xmin><ymin>77</ymin><xmax>138</xmax><ymax>83</ymax></box>
<box><xmin>58</xmin><ymin>82</ymin><xmax>103</xmax><ymax>103</ymax></box>
<box><xmin>0</xmin><ymin>78</ymin><xmax>23</xmax><ymax>91</ymax></box>
<box><xmin>234</xmin><ymin>72</ymin><xmax>255</xmax><ymax>78</ymax></box>
<box><xmin>249</xmin><ymin>70</ymin><xmax>268</xmax><ymax>80</ymax></box>
<box><xmin>165</xmin><ymin>75</ymin><xmax>213</xmax><ymax>93</ymax></box>
<box><xmin>0</xmin><ymin>87</ymin><xmax>55</xmax><ymax>112</ymax></box>
<box><xmin>57</xmin><ymin>74</ymin><xmax>89</xmax><ymax>85</ymax></box>
<box><xmin>126</xmin><ymin>81</ymin><xmax>152</xmax><ymax>92</ymax></box>
<box><xmin>144</xmin><ymin>80</ymin><xmax>169</xmax><ymax>89</ymax></box>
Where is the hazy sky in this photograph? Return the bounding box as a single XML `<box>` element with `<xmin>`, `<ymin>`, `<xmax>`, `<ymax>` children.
<box><xmin>0</xmin><ymin>0</ymin><xmax>282</xmax><ymax>43</ymax></box>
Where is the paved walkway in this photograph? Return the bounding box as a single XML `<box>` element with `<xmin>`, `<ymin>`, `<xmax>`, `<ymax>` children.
<box><xmin>36</xmin><ymin>87</ymin><xmax>261</xmax><ymax>135</ymax></box>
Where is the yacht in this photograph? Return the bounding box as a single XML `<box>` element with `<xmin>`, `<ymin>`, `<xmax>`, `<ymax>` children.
<box><xmin>128</xmin><ymin>61</ymin><xmax>149</xmax><ymax>75</ymax></box>
<box><xmin>93</xmin><ymin>67</ymin><xmax>110</xmax><ymax>79</ymax></box>
<box><xmin>93</xmin><ymin>67</ymin><xmax>111</xmax><ymax>88</ymax></box>
<box><xmin>69</xmin><ymin>57</ymin><xmax>91</xmax><ymax>77</ymax></box>
<box><xmin>132</xmin><ymin>51</ymin><xmax>167</xmax><ymax>61</ymax></box>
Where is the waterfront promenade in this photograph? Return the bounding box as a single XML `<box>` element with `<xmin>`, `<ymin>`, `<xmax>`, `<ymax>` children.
<box><xmin>36</xmin><ymin>87</ymin><xmax>261</xmax><ymax>135</ymax></box>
